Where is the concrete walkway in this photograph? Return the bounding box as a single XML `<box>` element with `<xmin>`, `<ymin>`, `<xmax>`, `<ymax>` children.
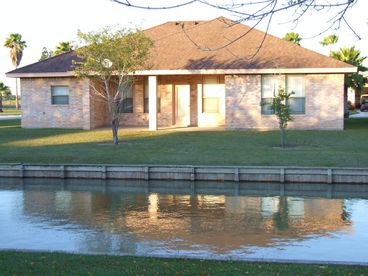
<box><xmin>350</xmin><ymin>111</ymin><xmax>368</xmax><ymax>118</ymax></box>
<box><xmin>0</xmin><ymin>115</ymin><xmax>21</xmax><ymax>120</ymax></box>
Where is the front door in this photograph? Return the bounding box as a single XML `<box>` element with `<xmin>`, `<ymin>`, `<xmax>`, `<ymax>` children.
<box><xmin>175</xmin><ymin>85</ymin><xmax>190</xmax><ymax>126</ymax></box>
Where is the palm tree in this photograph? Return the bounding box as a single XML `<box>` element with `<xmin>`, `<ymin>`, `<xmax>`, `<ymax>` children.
<box><xmin>331</xmin><ymin>46</ymin><xmax>367</xmax><ymax>115</ymax></box>
<box><xmin>320</xmin><ymin>34</ymin><xmax>339</xmax><ymax>55</ymax></box>
<box><xmin>4</xmin><ymin>33</ymin><xmax>27</xmax><ymax>110</ymax></box>
<box><xmin>53</xmin><ymin>41</ymin><xmax>73</xmax><ymax>56</ymax></box>
<box><xmin>40</xmin><ymin>41</ymin><xmax>74</xmax><ymax>61</ymax></box>
<box><xmin>0</xmin><ymin>82</ymin><xmax>11</xmax><ymax>113</ymax></box>
<box><xmin>320</xmin><ymin>34</ymin><xmax>338</xmax><ymax>47</ymax></box>
<box><xmin>283</xmin><ymin>32</ymin><xmax>302</xmax><ymax>46</ymax></box>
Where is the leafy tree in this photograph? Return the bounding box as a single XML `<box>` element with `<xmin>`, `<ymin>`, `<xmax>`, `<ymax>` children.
<box><xmin>39</xmin><ymin>47</ymin><xmax>52</xmax><ymax>61</ymax></box>
<box><xmin>331</xmin><ymin>46</ymin><xmax>367</xmax><ymax>112</ymax></box>
<box><xmin>283</xmin><ymin>32</ymin><xmax>302</xmax><ymax>46</ymax></box>
<box><xmin>0</xmin><ymin>82</ymin><xmax>11</xmax><ymax>113</ymax></box>
<box><xmin>40</xmin><ymin>41</ymin><xmax>74</xmax><ymax>61</ymax></box>
<box><xmin>54</xmin><ymin>41</ymin><xmax>74</xmax><ymax>56</ymax></box>
<box><xmin>320</xmin><ymin>34</ymin><xmax>339</xmax><ymax>46</ymax></box>
<box><xmin>273</xmin><ymin>197</ymin><xmax>289</xmax><ymax>231</ymax></box>
<box><xmin>4</xmin><ymin>33</ymin><xmax>27</xmax><ymax>110</ymax></box>
<box><xmin>273</xmin><ymin>87</ymin><xmax>294</xmax><ymax>148</ymax></box>
<box><xmin>73</xmin><ymin>27</ymin><xmax>153</xmax><ymax>145</ymax></box>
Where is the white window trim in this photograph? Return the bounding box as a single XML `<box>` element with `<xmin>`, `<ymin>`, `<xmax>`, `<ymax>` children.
<box><xmin>261</xmin><ymin>74</ymin><xmax>306</xmax><ymax>116</ymax></box>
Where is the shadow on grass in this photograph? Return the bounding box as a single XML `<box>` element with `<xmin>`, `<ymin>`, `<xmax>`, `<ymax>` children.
<box><xmin>0</xmin><ymin>118</ymin><xmax>368</xmax><ymax>166</ymax></box>
<box><xmin>344</xmin><ymin>118</ymin><xmax>368</xmax><ymax>130</ymax></box>
<box><xmin>0</xmin><ymin>119</ymin><xmax>89</xmax><ymax>144</ymax></box>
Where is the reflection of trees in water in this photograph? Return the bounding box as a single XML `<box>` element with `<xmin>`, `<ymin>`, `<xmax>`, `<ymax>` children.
<box><xmin>341</xmin><ymin>200</ymin><xmax>352</xmax><ymax>223</ymax></box>
<box><xmin>21</xmin><ymin>190</ymin><xmax>352</xmax><ymax>250</ymax></box>
<box><xmin>273</xmin><ymin>197</ymin><xmax>289</xmax><ymax>231</ymax></box>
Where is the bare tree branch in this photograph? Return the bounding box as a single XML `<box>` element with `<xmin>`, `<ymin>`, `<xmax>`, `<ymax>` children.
<box><xmin>112</xmin><ymin>0</ymin><xmax>359</xmax><ymax>43</ymax></box>
<box><xmin>111</xmin><ymin>0</ymin><xmax>198</xmax><ymax>10</ymax></box>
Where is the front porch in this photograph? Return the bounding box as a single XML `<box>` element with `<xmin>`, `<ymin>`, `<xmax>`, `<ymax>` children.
<box><xmin>116</xmin><ymin>75</ymin><xmax>226</xmax><ymax>130</ymax></box>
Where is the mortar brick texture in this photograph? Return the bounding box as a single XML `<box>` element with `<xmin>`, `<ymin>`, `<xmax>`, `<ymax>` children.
<box><xmin>20</xmin><ymin>77</ymin><xmax>91</xmax><ymax>129</ymax></box>
<box><xmin>225</xmin><ymin>74</ymin><xmax>344</xmax><ymax>130</ymax></box>
<box><xmin>20</xmin><ymin>74</ymin><xmax>344</xmax><ymax>130</ymax></box>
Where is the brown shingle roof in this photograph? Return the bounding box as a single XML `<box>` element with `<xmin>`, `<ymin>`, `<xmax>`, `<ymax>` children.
<box><xmin>7</xmin><ymin>51</ymin><xmax>80</xmax><ymax>74</ymax></box>
<box><xmin>145</xmin><ymin>17</ymin><xmax>353</xmax><ymax>70</ymax></box>
<box><xmin>7</xmin><ymin>17</ymin><xmax>354</xmax><ymax>76</ymax></box>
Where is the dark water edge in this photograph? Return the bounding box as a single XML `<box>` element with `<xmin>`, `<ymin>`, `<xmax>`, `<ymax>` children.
<box><xmin>2</xmin><ymin>177</ymin><xmax>368</xmax><ymax>198</ymax></box>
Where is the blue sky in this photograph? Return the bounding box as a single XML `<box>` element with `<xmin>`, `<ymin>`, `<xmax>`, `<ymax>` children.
<box><xmin>1</xmin><ymin>0</ymin><xmax>367</xmax><ymax>93</ymax></box>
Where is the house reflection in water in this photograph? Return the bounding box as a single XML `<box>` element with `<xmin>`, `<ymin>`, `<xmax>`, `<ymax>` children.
<box><xmin>22</xmin><ymin>189</ymin><xmax>352</xmax><ymax>254</ymax></box>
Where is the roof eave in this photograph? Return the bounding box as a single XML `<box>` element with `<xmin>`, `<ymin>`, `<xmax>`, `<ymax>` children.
<box><xmin>6</xmin><ymin>72</ymin><xmax>74</xmax><ymax>78</ymax></box>
<box><xmin>135</xmin><ymin>67</ymin><xmax>357</xmax><ymax>75</ymax></box>
<box><xmin>6</xmin><ymin>67</ymin><xmax>357</xmax><ymax>78</ymax></box>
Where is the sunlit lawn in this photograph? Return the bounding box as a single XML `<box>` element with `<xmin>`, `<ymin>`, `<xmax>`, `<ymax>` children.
<box><xmin>1</xmin><ymin>118</ymin><xmax>368</xmax><ymax>166</ymax></box>
<box><xmin>0</xmin><ymin>251</ymin><xmax>367</xmax><ymax>275</ymax></box>
<box><xmin>0</xmin><ymin>106</ymin><xmax>21</xmax><ymax>115</ymax></box>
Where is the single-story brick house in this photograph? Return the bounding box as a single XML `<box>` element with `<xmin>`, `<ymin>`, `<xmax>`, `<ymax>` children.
<box><xmin>6</xmin><ymin>17</ymin><xmax>356</xmax><ymax>130</ymax></box>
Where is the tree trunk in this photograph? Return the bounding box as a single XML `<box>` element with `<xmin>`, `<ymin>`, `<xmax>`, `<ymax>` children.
<box><xmin>0</xmin><ymin>94</ymin><xmax>3</xmax><ymax>112</ymax></box>
<box><xmin>355</xmin><ymin>87</ymin><xmax>361</xmax><ymax>109</ymax></box>
<box><xmin>15</xmin><ymin>78</ymin><xmax>19</xmax><ymax>110</ymax></box>
<box><xmin>111</xmin><ymin>118</ymin><xmax>119</xmax><ymax>145</ymax></box>
<box><xmin>343</xmin><ymin>82</ymin><xmax>349</xmax><ymax>118</ymax></box>
<box><xmin>280</xmin><ymin>127</ymin><xmax>285</xmax><ymax>148</ymax></box>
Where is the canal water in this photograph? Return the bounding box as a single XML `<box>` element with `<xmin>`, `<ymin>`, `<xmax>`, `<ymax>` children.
<box><xmin>0</xmin><ymin>178</ymin><xmax>368</xmax><ymax>263</ymax></box>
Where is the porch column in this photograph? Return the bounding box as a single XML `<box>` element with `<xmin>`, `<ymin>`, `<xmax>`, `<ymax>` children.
<box><xmin>148</xmin><ymin>75</ymin><xmax>157</xmax><ymax>131</ymax></box>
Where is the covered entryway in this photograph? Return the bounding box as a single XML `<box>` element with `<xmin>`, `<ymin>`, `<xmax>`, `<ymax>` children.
<box><xmin>145</xmin><ymin>75</ymin><xmax>225</xmax><ymax>130</ymax></box>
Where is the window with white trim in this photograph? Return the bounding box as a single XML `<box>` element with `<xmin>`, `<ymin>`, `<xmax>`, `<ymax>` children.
<box><xmin>286</xmin><ymin>75</ymin><xmax>305</xmax><ymax>114</ymax></box>
<box><xmin>51</xmin><ymin>86</ymin><xmax>69</xmax><ymax>105</ymax></box>
<box><xmin>261</xmin><ymin>75</ymin><xmax>282</xmax><ymax>115</ymax></box>
<box><xmin>202</xmin><ymin>76</ymin><xmax>220</xmax><ymax>113</ymax></box>
<box><xmin>261</xmin><ymin>75</ymin><xmax>305</xmax><ymax>115</ymax></box>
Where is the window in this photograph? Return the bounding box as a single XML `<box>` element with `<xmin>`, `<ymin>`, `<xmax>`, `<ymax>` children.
<box><xmin>120</xmin><ymin>86</ymin><xmax>133</xmax><ymax>113</ymax></box>
<box><xmin>144</xmin><ymin>78</ymin><xmax>161</xmax><ymax>113</ymax></box>
<box><xmin>51</xmin><ymin>86</ymin><xmax>69</xmax><ymax>105</ymax></box>
<box><xmin>261</xmin><ymin>75</ymin><xmax>281</xmax><ymax>115</ymax></box>
<box><xmin>287</xmin><ymin>75</ymin><xmax>305</xmax><ymax>114</ymax></box>
<box><xmin>261</xmin><ymin>75</ymin><xmax>305</xmax><ymax>115</ymax></box>
<box><xmin>203</xmin><ymin>76</ymin><xmax>220</xmax><ymax>113</ymax></box>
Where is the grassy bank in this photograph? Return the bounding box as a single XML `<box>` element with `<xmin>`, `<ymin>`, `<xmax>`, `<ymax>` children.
<box><xmin>1</xmin><ymin>119</ymin><xmax>368</xmax><ymax>167</ymax></box>
<box><xmin>0</xmin><ymin>251</ymin><xmax>367</xmax><ymax>275</ymax></box>
<box><xmin>0</xmin><ymin>106</ymin><xmax>21</xmax><ymax>115</ymax></box>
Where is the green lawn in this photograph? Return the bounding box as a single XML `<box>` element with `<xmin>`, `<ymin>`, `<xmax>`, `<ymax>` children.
<box><xmin>1</xmin><ymin>118</ymin><xmax>368</xmax><ymax>166</ymax></box>
<box><xmin>0</xmin><ymin>106</ymin><xmax>21</xmax><ymax>115</ymax></box>
<box><xmin>0</xmin><ymin>251</ymin><xmax>367</xmax><ymax>275</ymax></box>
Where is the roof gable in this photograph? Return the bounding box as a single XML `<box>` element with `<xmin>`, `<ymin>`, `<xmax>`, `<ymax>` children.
<box><xmin>145</xmin><ymin>17</ymin><xmax>353</xmax><ymax>70</ymax></box>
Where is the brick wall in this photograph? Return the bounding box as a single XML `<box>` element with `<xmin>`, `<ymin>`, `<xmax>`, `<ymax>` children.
<box><xmin>120</xmin><ymin>77</ymin><xmax>148</xmax><ymax>126</ymax></box>
<box><xmin>120</xmin><ymin>75</ymin><xmax>202</xmax><ymax>127</ymax></box>
<box><xmin>119</xmin><ymin>76</ymin><xmax>177</xmax><ymax>127</ymax></box>
<box><xmin>89</xmin><ymin>92</ymin><xmax>109</xmax><ymax>129</ymax></box>
<box><xmin>21</xmin><ymin>74</ymin><xmax>344</xmax><ymax>130</ymax></box>
<box><xmin>21</xmin><ymin>77</ymin><xmax>91</xmax><ymax>129</ymax></box>
<box><xmin>159</xmin><ymin>75</ymin><xmax>201</xmax><ymax>126</ymax></box>
<box><xmin>225</xmin><ymin>74</ymin><xmax>344</xmax><ymax>130</ymax></box>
